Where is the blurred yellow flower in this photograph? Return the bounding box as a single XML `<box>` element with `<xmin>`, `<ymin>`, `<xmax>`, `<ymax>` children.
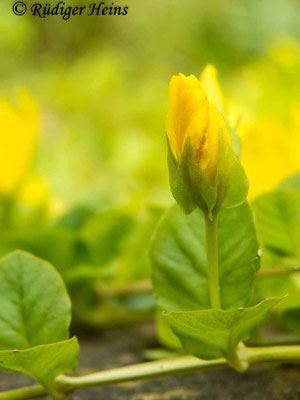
<box><xmin>226</xmin><ymin>37</ymin><xmax>300</xmax><ymax>198</ymax></box>
<box><xmin>269</xmin><ymin>36</ymin><xmax>300</xmax><ymax>69</ymax></box>
<box><xmin>18</xmin><ymin>176</ymin><xmax>49</xmax><ymax>208</ymax></box>
<box><xmin>0</xmin><ymin>90</ymin><xmax>39</xmax><ymax>195</ymax></box>
<box><xmin>239</xmin><ymin>115</ymin><xmax>300</xmax><ymax>199</ymax></box>
<box><xmin>166</xmin><ymin>72</ymin><xmax>231</xmax><ymax>184</ymax></box>
<box><xmin>18</xmin><ymin>176</ymin><xmax>65</xmax><ymax>217</ymax></box>
<box><xmin>199</xmin><ymin>64</ymin><xmax>226</xmax><ymax>113</ymax></box>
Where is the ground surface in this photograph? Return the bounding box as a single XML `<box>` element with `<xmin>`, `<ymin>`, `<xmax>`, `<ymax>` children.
<box><xmin>1</xmin><ymin>323</ymin><xmax>300</xmax><ymax>399</ymax></box>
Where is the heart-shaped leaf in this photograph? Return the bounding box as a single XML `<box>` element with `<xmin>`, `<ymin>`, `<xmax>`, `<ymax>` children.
<box><xmin>252</xmin><ymin>188</ymin><xmax>300</xmax><ymax>311</ymax></box>
<box><xmin>0</xmin><ymin>337</ymin><xmax>79</xmax><ymax>395</ymax></box>
<box><xmin>165</xmin><ymin>297</ymin><xmax>281</xmax><ymax>362</ymax></box>
<box><xmin>252</xmin><ymin>188</ymin><xmax>300</xmax><ymax>261</ymax></box>
<box><xmin>151</xmin><ymin>201</ymin><xmax>259</xmax><ymax>311</ymax></box>
<box><xmin>0</xmin><ymin>251</ymin><xmax>72</xmax><ymax>350</ymax></box>
<box><xmin>0</xmin><ymin>251</ymin><xmax>79</xmax><ymax>396</ymax></box>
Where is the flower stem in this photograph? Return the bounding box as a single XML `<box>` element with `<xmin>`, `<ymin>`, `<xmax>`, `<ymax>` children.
<box><xmin>205</xmin><ymin>214</ymin><xmax>221</xmax><ymax>309</ymax></box>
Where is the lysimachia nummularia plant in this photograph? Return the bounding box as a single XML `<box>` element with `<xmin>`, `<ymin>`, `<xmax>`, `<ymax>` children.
<box><xmin>150</xmin><ymin>65</ymin><xmax>300</xmax><ymax>368</ymax></box>
<box><xmin>151</xmin><ymin>65</ymin><xmax>280</xmax><ymax>370</ymax></box>
<box><xmin>0</xmin><ymin>66</ymin><xmax>300</xmax><ymax>400</ymax></box>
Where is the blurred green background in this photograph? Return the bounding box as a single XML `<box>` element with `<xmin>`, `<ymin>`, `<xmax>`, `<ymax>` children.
<box><xmin>0</xmin><ymin>0</ymin><xmax>300</xmax><ymax>329</ymax></box>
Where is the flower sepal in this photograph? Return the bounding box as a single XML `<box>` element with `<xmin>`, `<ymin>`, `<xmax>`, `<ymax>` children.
<box><xmin>167</xmin><ymin>136</ymin><xmax>218</xmax><ymax>218</ymax></box>
<box><xmin>215</xmin><ymin>127</ymin><xmax>249</xmax><ymax>210</ymax></box>
<box><xmin>167</xmin><ymin>127</ymin><xmax>249</xmax><ymax>219</ymax></box>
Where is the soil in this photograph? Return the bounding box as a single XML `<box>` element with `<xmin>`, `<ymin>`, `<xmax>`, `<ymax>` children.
<box><xmin>1</xmin><ymin>322</ymin><xmax>300</xmax><ymax>400</ymax></box>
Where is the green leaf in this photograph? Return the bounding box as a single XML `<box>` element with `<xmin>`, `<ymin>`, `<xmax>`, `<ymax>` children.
<box><xmin>165</xmin><ymin>297</ymin><xmax>281</xmax><ymax>361</ymax></box>
<box><xmin>0</xmin><ymin>251</ymin><xmax>79</xmax><ymax>396</ymax></box>
<box><xmin>0</xmin><ymin>337</ymin><xmax>79</xmax><ymax>396</ymax></box>
<box><xmin>56</xmin><ymin>205</ymin><xmax>95</xmax><ymax>230</ymax></box>
<box><xmin>0</xmin><ymin>227</ymin><xmax>76</xmax><ymax>274</ymax></box>
<box><xmin>252</xmin><ymin>188</ymin><xmax>300</xmax><ymax>311</ymax></box>
<box><xmin>151</xmin><ymin>201</ymin><xmax>259</xmax><ymax>311</ymax></box>
<box><xmin>80</xmin><ymin>209</ymin><xmax>135</xmax><ymax>266</ymax></box>
<box><xmin>0</xmin><ymin>250</ymin><xmax>71</xmax><ymax>350</ymax></box>
<box><xmin>282</xmin><ymin>307</ymin><xmax>300</xmax><ymax>334</ymax></box>
<box><xmin>117</xmin><ymin>206</ymin><xmax>164</xmax><ymax>284</ymax></box>
<box><xmin>252</xmin><ymin>188</ymin><xmax>300</xmax><ymax>260</ymax></box>
<box><xmin>279</xmin><ymin>173</ymin><xmax>300</xmax><ymax>192</ymax></box>
<box><xmin>155</xmin><ymin>309</ymin><xmax>181</xmax><ymax>350</ymax></box>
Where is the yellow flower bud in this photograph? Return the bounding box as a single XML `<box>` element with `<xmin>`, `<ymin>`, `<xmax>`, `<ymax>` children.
<box><xmin>166</xmin><ymin>68</ymin><xmax>248</xmax><ymax>216</ymax></box>
<box><xmin>166</xmin><ymin>74</ymin><xmax>209</xmax><ymax>162</ymax></box>
<box><xmin>0</xmin><ymin>90</ymin><xmax>39</xmax><ymax>195</ymax></box>
<box><xmin>166</xmin><ymin>73</ymin><xmax>231</xmax><ymax>185</ymax></box>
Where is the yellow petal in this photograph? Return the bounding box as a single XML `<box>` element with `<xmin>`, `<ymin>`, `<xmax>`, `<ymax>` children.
<box><xmin>197</xmin><ymin>104</ymin><xmax>231</xmax><ymax>183</ymax></box>
<box><xmin>166</xmin><ymin>74</ymin><xmax>209</xmax><ymax>160</ymax></box>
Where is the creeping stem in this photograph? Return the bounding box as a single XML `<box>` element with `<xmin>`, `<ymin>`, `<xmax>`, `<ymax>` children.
<box><xmin>1</xmin><ymin>345</ymin><xmax>300</xmax><ymax>399</ymax></box>
<box><xmin>205</xmin><ymin>214</ymin><xmax>221</xmax><ymax>309</ymax></box>
<box><xmin>0</xmin><ymin>385</ymin><xmax>45</xmax><ymax>400</ymax></box>
<box><xmin>55</xmin><ymin>356</ymin><xmax>225</xmax><ymax>394</ymax></box>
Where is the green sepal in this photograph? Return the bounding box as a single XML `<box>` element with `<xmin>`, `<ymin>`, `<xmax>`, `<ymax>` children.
<box><xmin>167</xmin><ymin>139</ymin><xmax>198</xmax><ymax>214</ymax></box>
<box><xmin>167</xmin><ymin>137</ymin><xmax>217</xmax><ymax>216</ymax></box>
<box><xmin>214</xmin><ymin>128</ymin><xmax>249</xmax><ymax>209</ymax></box>
<box><xmin>167</xmin><ymin>130</ymin><xmax>248</xmax><ymax>217</ymax></box>
<box><xmin>228</xmin><ymin>123</ymin><xmax>241</xmax><ymax>159</ymax></box>
<box><xmin>181</xmin><ymin>139</ymin><xmax>218</xmax><ymax>216</ymax></box>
